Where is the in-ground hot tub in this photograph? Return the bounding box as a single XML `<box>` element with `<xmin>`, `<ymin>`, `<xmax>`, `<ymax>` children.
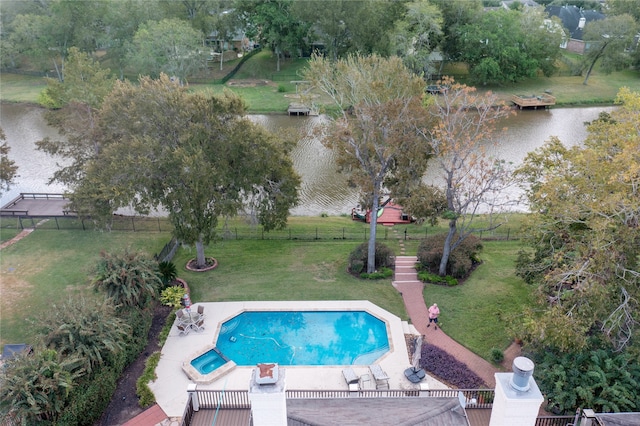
<box><xmin>182</xmin><ymin>345</ymin><xmax>236</xmax><ymax>384</ymax></box>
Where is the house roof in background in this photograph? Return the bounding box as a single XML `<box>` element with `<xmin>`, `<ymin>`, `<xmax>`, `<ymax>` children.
<box><xmin>545</xmin><ymin>5</ymin><xmax>605</xmax><ymax>40</ymax></box>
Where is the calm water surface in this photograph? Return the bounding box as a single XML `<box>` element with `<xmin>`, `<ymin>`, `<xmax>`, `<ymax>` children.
<box><xmin>0</xmin><ymin>103</ymin><xmax>614</xmax><ymax>215</ymax></box>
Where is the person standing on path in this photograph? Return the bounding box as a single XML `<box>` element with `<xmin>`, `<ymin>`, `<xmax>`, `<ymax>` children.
<box><xmin>427</xmin><ymin>303</ymin><xmax>440</xmax><ymax>330</ymax></box>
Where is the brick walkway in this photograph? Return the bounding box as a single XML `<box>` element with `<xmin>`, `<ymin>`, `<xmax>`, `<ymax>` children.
<box><xmin>391</xmin><ymin>228</ymin><xmax>521</xmax><ymax>388</ymax></box>
<box><xmin>0</xmin><ymin>228</ymin><xmax>35</xmax><ymax>250</ymax></box>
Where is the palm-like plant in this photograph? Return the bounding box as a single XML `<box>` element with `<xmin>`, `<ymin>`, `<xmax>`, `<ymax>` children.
<box><xmin>40</xmin><ymin>297</ymin><xmax>131</xmax><ymax>374</ymax></box>
<box><xmin>93</xmin><ymin>249</ymin><xmax>162</xmax><ymax>308</ymax></box>
<box><xmin>0</xmin><ymin>348</ymin><xmax>84</xmax><ymax>423</ymax></box>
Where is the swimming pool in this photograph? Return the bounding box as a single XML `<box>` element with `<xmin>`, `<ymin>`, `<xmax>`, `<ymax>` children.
<box><xmin>215</xmin><ymin>310</ymin><xmax>389</xmax><ymax>366</ymax></box>
<box><xmin>182</xmin><ymin>345</ymin><xmax>237</xmax><ymax>384</ymax></box>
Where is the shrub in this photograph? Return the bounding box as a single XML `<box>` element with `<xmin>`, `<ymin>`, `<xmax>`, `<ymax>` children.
<box><xmin>58</xmin><ymin>367</ymin><xmax>119</xmax><ymax>426</ymax></box>
<box><xmin>420</xmin><ymin>343</ymin><xmax>487</xmax><ymax>389</ymax></box>
<box><xmin>277</xmin><ymin>84</ymin><xmax>287</xmax><ymax>92</ymax></box>
<box><xmin>347</xmin><ymin>242</ymin><xmax>395</xmax><ymax>275</ymax></box>
<box><xmin>359</xmin><ymin>267</ymin><xmax>393</xmax><ymax>280</ymax></box>
<box><xmin>490</xmin><ymin>348</ymin><xmax>504</xmax><ymax>364</ymax></box>
<box><xmin>160</xmin><ymin>285</ymin><xmax>186</xmax><ymax>308</ymax></box>
<box><xmin>416</xmin><ymin>234</ymin><xmax>483</xmax><ymax>279</ymax></box>
<box><xmin>137</xmin><ymin>352</ymin><xmax>161</xmax><ymax>407</ymax></box>
<box><xmin>157</xmin><ymin>261</ymin><xmax>178</xmax><ymax>288</ymax></box>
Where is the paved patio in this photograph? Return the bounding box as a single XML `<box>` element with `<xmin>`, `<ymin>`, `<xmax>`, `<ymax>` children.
<box><xmin>150</xmin><ymin>300</ymin><xmax>450</xmax><ymax>418</ymax></box>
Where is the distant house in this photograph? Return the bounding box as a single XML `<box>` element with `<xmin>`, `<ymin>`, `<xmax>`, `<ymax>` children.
<box><xmin>500</xmin><ymin>0</ymin><xmax>540</xmax><ymax>9</ymax></box>
<box><xmin>545</xmin><ymin>5</ymin><xmax>605</xmax><ymax>54</ymax></box>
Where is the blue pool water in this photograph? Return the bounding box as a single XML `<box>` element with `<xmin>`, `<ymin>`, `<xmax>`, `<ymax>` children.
<box><xmin>190</xmin><ymin>348</ymin><xmax>229</xmax><ymax>374</ymax></box>
<box><xmin>215</xmin><ymin>311</ymin><xmax>389</xmax><ymax>366</ymax></box>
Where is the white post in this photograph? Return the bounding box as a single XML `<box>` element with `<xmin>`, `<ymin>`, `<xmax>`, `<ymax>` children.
<box><xmin>187</xmin><ymin>383</ymin><xmax>199</xmax><ymax>412</ymax></box>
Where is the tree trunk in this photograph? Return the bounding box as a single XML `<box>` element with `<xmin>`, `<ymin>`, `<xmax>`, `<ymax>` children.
<box><xmin>220</xmin><ymin>40</ymin><xmax>224</xmax><ymax>71</ymax></box>
<box><xmin>583</xmin><ymin>43</ymin><xmax>607</xmax><ymax>85</ymax></box>
<box><xmin>367</xmin><ymin>189</ymin><xmax>381</xmax><ymax>274</ymax></box>
<box><xmin>196</xmin><ymin>236</ymin><xmax>206</xmax><ymax>269</ymax></box>
<box><xmin>439</xmin><ymin>218</ymin><xmax>457</xmax><ymax>276</ymax></box>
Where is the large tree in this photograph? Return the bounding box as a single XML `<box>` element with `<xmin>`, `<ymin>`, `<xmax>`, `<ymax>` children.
<box><xmin>304</xmin><ymin>54</ymin><xmax>431</xmax><ymax>273</ymax></box>
<box><xmin>515</xmin><ymin>88</ymin><xmax>640</xmax><ymax>353</ymax></box>
<box><xmin>581</xmin><ymin>14</ymin><xmax>638</xmax><ymax>85</ymax></box>
<box><xmin>417</xmin><ymin>78</ymin><xmax>515</xmax><ymax>276</ymax></box>
<box><xmin>459</xmin><ymin>8</ymin><xmax>562</xmax><ymax>84</ymax></box>
<box><xmin>236</xmin><ymin>0</ymin><xmax>309</xmax><ymax>71</ymax></box>
<box><xmin>125</xmin><ymin>18</ymin><xmax>206</xmax><ymax>83</ymax></box>
<box><xmin>71</xmin><ymin>75</ymin><xmax>300</xmax><ymax>269</ymax></box>
<box><xmin>390</xmin><ymin>0</ymin><xmax>444</xmax><ymax>77</ymax></box>
<box><xmin>37</xmin><ymin>47</ymin><xmax>116</xmax><ymax>186</ymax></box>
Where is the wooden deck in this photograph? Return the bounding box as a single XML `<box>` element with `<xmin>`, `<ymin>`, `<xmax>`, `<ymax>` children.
<box><xmin>511</xmin><ymin>93</ymin><xmax>556</xmax><ymax>109</ymax></box>
<box><xmin>0</xmin><ymin>193</ymin><xmax>74</xmax><ymax>217</ymax></box>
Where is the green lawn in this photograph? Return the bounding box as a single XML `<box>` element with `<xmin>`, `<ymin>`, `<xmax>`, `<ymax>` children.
<box><xmin>0</xmin><ymin>230</ymin><xmax>169</xmax><ymax>346</ymax></box>
<box><xmin>0</xmin><ymin>215</ymin><xmax>531</xmax><ymax>362</ymax></box>
<box><xmin>423</xmin><ymin>240</ymin><xmax>532</xmax><ymax>360</ymax></box>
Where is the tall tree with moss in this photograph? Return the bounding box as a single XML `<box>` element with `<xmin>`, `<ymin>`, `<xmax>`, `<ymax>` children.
<box><xmin>304</xmin><ymin>54</ymin><xmax>431</xmax><ymax>273</ymax></box>
<box><xmin>418</xmin><ymin>78</ymin><xmax>515</xmax><ymax>277</ymax></box>
<box><xmin>515</xmin><ymin>88</ymin><xmax>640</xmax><ymax>354</ymax></box>
<box><xmin>71</xmin><ymin>75</ymin><xmax>300</xmax><ymax>269</ymax></box>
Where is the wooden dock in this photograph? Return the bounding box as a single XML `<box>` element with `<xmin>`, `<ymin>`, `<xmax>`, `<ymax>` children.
<box><xmin>287</xmin><ymin>103</ymin><xmax>311</xmax><ymax>116</ymax></box>
<box><xmin>511</xmin><ymin>93</ymin><xmax>556</xmax><ymax>109</ymax></box>
<box><xmin>0</xmin><ymin>193</ymin><xmax>74</xmax><ymax>217</ymax></box>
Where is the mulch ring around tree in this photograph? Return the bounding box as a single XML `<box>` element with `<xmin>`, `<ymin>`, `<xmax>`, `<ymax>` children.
<box><xmin>185</xmin><ymin>257</ymin><xmax>218</xmax><ymax>272</ymax></box>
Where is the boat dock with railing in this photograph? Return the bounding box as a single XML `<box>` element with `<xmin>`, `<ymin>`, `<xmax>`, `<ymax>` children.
<box><xmin>511</xmin><ymin>93</ymin><xmax>556</xmax><ymax>109</ymax></box>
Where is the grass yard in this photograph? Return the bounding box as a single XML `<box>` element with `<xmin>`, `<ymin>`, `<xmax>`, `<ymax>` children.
<box><xmin>0</xmin><ymin>230</ymin><xmax>169</xmax><ymax>346</ymax></box>
<box><xmin>422</xmin><ymin>240</ymin><xmax>532</xmax><ymax>360</ymax></box>
<box><xmin>0</xmin><ymin>213</ymin><xmax>532</xmax><ymax>363</ymax></box>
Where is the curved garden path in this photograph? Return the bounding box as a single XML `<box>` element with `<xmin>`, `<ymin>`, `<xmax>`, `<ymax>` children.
<box><xmin>391</xmin><ymin>229</ymin><xmax>521</xmax><ymax>388</ymax></box>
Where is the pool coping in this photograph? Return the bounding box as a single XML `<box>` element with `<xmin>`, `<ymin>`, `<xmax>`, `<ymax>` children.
<box><xmin>182</xmin><ymin>344</ymin><xmax>237</xmax><ymax>385</ymax></box>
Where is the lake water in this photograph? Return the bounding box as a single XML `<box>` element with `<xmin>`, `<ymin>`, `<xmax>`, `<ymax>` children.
<box><xmin>0</xmin><ymin>103</ymin><xmax>614</xmax><ymax>215</ymax></box>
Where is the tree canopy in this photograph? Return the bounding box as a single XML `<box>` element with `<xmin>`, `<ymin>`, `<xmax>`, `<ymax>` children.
<box><xmin>459</xmin><ymin>8</ymin><xmax>562</xmax><ymax>84</ymax></box>
<box><xmin>515</xmin><ymin>87</ymin><xmax>640</xmax><ymax>354</ymax></box>
<box><xmin>71</xmin><ymin>74</ymin><xmax>300</xmax><ymax>268</ymax></box>
<box><xmin>304</xmin><ymin>54</ymin><xmax>431</xmax><ymax>273</ymax></box>
<box><xmin>581</xmin><ymin>14</ymin><xmax>638</xmax><ymax>85</ymax></box>
<box><xmin>416</xmin><ymin>77</ymin><xmax>515</xmax><ymax>276</ymax></box>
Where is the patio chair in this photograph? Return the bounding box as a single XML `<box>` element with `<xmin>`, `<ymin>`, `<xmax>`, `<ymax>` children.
<box><xmin>342</xmin><ymin>368</ymin><xmax>360</xmax><ymax>392</ymax></box>
<box><xmin>177</xmin><ymin>323</ymin><xmax>191</xmax><ymax>336</ymax></box>
<box><xmin>194</xmin><ymin>317</ymin><xmax>205</xmax><ymax>332</ymax></box>
<box><xmin>369</xmin><ymin>364</ymin><xmax>390</xmax><ymax>390</ymax></box>
<box><xmin>197</xmin><ymin>305</ymin><xmax>205</xmax><ymax>317</ymax></box>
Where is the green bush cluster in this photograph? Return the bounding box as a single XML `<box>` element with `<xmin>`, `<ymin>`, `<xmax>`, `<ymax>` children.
<box><xmin>137</xmin><ymin>352</ymin><xmax>161</xmax><ymax>407</ymax></box>
<box><xmin>347</xmin><ymin>242</ymin><xmax>395</xmax><ymax>275</ymax></box>
<box><xmin>0</xmin><ymin>250</ymin><xmax>160</xmax><ymax>424</ymax></box>
<box><xmin>489</xmin><ymin>348</ymin><xmax>504</xmax><ymax>364</ymax></box>
<box><xmin>416</xmin><ymin>233</ymin><xmax>483</xmax><ymax>279</ymax></box>
<box><xmin>417</xmin><ymin>270</ymin><xmax>459</xmax><ymax>286</ymax></box>
<box><xmin>359</xmin><ymin>267</ymin><xmax>393</xmax><ymax>280</ymax></box>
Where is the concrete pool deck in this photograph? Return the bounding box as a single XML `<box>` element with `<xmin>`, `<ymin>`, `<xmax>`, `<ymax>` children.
<box><xmin>150</xmin><ymin>300</ymin><xmax>449</xmax><ymax>418</ymax></box>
